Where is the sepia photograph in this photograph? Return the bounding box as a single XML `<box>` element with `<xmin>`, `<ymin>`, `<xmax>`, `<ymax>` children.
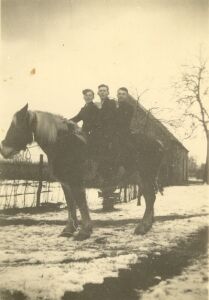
<box><xmin>0</xmin><ymin>0</ymin><xmax>209</xmax><ymax>299</ymax></box>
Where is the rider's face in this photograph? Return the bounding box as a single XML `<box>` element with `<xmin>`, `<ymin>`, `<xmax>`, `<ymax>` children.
<box><xmin>117</xmin><ymin>90</ymin><xmax>128</xmax><ymax>102</ymax></box>
<box><xmin>98</xmin><ymin>87</ymin><xmax>109</xmax><ymax>100</ymax></box>
<box><xmin>84</xmin><ymin>92</ymin><xmax>94</xmax><ymax>103</ymax></box>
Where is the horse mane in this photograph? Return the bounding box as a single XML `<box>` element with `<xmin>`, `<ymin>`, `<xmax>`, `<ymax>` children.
<box><xmin>32</xmin><ymin>111</ymin><xmax>79</xmax><ymax>145</ymax></box>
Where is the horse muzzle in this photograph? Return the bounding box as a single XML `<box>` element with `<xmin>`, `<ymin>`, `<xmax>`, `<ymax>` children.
<box><xmin>0</xmin><ymin>142</ymin><xmax>18</xmax><ymax>159</ymax></box>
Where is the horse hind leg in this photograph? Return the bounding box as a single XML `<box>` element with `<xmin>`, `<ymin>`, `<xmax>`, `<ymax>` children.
<box><xmin>134</xmin><ymin>179</ymin><xmax>155</xmax><ymax>235</ymax></box>
<box><xmin>60</xmin><ymin>184</ymin><xmax>78</xmax><ymax>237</ymax></box>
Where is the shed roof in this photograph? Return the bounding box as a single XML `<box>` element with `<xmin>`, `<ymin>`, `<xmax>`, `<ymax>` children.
<box><xmin>128</xmin><ymin>95</ymin><xmax>188</xmax><ymax>152</ymax></box>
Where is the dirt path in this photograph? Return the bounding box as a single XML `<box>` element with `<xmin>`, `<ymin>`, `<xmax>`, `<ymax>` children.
<box><xmin>0</xmin><ymin>185</ymin><xmax>208</xmax><ymax>300</ymax></box>
<box><xmin>140</xmin><ymin>252</ymin><xmax>208</xmax><ymax>300</ymax></box>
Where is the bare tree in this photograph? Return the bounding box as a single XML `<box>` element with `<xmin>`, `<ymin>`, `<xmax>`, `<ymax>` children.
<box><xmin>174</xmin><ymin>56</ymin><xmax>209</xmax><ymax>183</ymax></box>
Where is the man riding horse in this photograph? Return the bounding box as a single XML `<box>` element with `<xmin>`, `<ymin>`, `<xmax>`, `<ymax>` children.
<box><xmin>70</xmin><ymin>88</ymin><xmax>100</xmax><ymax>158</ymax></box>
<box><xmin>115</xmin><ymin>87</ymin><xmax>137</xmax><ymax>174</ymax></box>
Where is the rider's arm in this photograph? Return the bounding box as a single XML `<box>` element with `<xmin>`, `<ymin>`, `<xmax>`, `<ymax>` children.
<box><xmin>70</xmin><ymin>109</ymin><xmax>82</xmax><ymax>123</ymax></box>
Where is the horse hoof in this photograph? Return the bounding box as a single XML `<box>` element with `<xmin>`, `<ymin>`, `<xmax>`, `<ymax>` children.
<box><xmin>59</xmin><ymin>231</ymin><xmax>74</xmax><ymax>237</ymax></box>
<box><xmin>73</xmin><ymin>228</ymin><xmax>92</xmax><ymax>241</ymax></box>
<box><xmin>59</xmin><ymin>225</ymin><xmax>77</xmax><ymax>237</ymax></box>
<box><xmin>134</xmin><ymin>221</ymin><xmax>152</xmax><ymax>235</ymax></box>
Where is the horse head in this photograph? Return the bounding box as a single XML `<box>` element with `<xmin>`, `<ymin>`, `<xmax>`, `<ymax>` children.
<box><xmin>0</xmin><ymin>104</ymin><xmax>33</xmax><ymax>158</ymax></box>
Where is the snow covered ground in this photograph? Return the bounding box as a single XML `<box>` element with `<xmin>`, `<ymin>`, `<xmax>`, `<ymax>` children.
<box><xmin>0</xmin><ymin>184</ymin><xmax>208</xmax><ymax>300</ymax></box>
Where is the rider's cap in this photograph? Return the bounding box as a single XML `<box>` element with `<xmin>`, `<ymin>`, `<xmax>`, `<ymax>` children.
<box><xmin>82</xmin><ymin>89</ymin><xmax>94</xmax><ymax>96</ymax></box>
<box><xmin>98</xmin><ymin>84</ymin><xmax>109</xmax><ymax>91</ymax></box>
<box><xmin>118</xmin><ymin>87</ymin><xmax>129</xmax><ymax>93</ymax></box>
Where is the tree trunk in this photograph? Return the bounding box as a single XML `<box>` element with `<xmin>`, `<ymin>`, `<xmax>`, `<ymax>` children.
<box><xmin>204</xmin><ymin>133</ymin><xmax>209</xmax><ymax>184</ymax></box>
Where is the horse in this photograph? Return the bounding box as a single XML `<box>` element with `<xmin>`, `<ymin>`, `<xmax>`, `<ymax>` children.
<box><xmin>0</xmin><ymin>104</ymin><xmax>164</xmax><ymax>240</ymax></box>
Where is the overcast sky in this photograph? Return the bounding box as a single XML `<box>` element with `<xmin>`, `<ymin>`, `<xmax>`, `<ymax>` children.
<box><xmin>1</xmin><ymin>0</ymin><xmax>209</xmax><ymax>162</ymax></box>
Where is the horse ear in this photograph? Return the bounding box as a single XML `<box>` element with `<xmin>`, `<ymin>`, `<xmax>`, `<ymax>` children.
<box><xmin>21</xmin><ymin>103</ymin><xmax>28</xmax><ymax>113</ymax></box>
<box><xmin>19</xmin><ymin>103</ymin><xmax>28</xmax><ymax>114</ymax></box>
<box><xmin>16</xmin><ymin>103</ymin><xmax>28</xmax><ymax>120</ymax></box>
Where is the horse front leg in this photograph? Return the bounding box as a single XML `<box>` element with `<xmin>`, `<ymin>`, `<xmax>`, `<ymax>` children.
<box><xmin>71</xmin><ymin>186</ymin><xmax>93</xmax><ymax>240</ymax></box>
<box><xmin>134</xmin><ymin>179</ymin><xmax>155</xmax><ymax>235</ymax></box>
<box><xmin>60</xmin><ymin>183</ymin><xmax>78</xmax><ymax>237</ymax></box>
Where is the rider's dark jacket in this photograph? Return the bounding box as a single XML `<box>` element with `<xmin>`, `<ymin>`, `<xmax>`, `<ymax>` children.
<box><xmin>116</xmin><ymin>100</ymin><xmax>135</xmax><ymax>169</ymax></box>
<box><xmin>116</xmin><ymin>101</ymin><xmax>134</xmax><ymax>136</ymax></box>
<box><xmin>99</xmin><ymin>98</ymin><xmax>117</xmax><ymax>142</ymax></box>
<box><xmin>71</xmin><ymin>102</ymin><xmax>100</xmax><ymax>157</ymax></box>
<box><xmin>71</xmin><ymin>101</ymin><xmax>100</xmax><ymax>136</ymax></box>
<box><xmin>96</xmin><ymin>98</ymin><xmax>118</xmax><ymax>178</ymax></box>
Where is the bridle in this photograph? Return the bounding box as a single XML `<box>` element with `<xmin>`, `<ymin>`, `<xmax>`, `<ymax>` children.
<box><xmin>2</xmin><ymin>111</ymin><xmax>37</xmax><ymax>153</ymax></box>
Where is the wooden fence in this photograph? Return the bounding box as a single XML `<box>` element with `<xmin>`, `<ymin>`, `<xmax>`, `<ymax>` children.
<box><xmin>0</xmin><ymin>155</ymin><xmax>141</xmax><ymax>212</ymax></box>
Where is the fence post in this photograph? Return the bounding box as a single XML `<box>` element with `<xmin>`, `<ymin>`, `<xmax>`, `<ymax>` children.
<box><xmin>133</xmin><ymin>185</ymin><xmax>137</xmax><ymax>199</ymax></box>
<box><xmin>124</xmin><ymin>185</ymin><xmax>127</xmax><ymax>203</ymax></box>
<box><xmin>36</xmin><ymin>154</ymin><xmax>43</xmax><ymax>207</ymax></box>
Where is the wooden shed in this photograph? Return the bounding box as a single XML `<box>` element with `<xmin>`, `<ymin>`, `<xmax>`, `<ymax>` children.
<box><xmin>127</xmin><ymin>96</ymin><xmax>188</xmax><ymax>186</ymax></box>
